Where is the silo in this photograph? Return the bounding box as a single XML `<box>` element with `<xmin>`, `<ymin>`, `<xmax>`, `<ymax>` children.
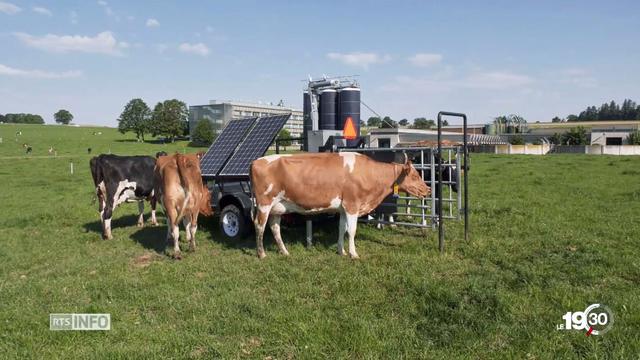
<box><xmin>337</xmin><ymin>87</ymin><xmax>361</xmax><ymax>146</ymax></box>
<box><xmin>319</xmin><ymin>89</ymin><xmax>337</xmax><ymax>130</ymax></box>
<box><xmin>303</xmin><ymin>91</ymin><xmax>312</xmax><ymax>150</ymax></box>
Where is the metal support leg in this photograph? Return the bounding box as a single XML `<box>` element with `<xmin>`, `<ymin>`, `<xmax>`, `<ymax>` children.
<box><xmin>305</xmin><ymin>219</ymin><xmax>313</xmax><ymax>247</ymax></box>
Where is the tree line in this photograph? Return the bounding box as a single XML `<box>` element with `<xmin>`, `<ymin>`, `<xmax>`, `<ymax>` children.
<box><xmin>553</xmin><ymin>99</ymin><xmax>640</xmax><ymax>122</ymax></box>
<box><xmin>366</xmin><ymin>117</ymin><xmax>448</xmax><ymax>129</ymax></box>
<box><xmin>117</xmin><ymin>98</ymin><xmax>189</xmax><ymax>142</ymax></box>
<box><xmin>0</xmin><ymin>109</ymin><xmax>74</xmax><ymax>125</ymax></box>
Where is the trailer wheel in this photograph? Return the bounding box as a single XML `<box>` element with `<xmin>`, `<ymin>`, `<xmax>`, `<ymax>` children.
<box><xmin>220</xmin><ymin>204</ymin><xmax>247</xmax><ymax>240</ymax></box>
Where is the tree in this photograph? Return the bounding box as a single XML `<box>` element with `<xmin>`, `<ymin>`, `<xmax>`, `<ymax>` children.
<box><xmin>412</xmin><ymin>118</ymin><xmax>435</xmax><ymax>129</ymax></box>
<box><xmin>442</xmin><ymin>119</ymin><xmax>449</xmax><ymax>126</ymax></box>
<box><xmin>277</xmin><ymin>128</ymin><xmax>292</xmax><ymax>149</ymax></box>
<box><xmin>552</xmin><ymin>116</ymin><xmax>563</xmax><ymax>123</ymax></box>
<box><xmin>150</xmin><ymin>99</ymin><xmax>188</xmax><ymax>142</ymax></box>
<box><xmin>398</xmin><ymin>118</ymin><xmax>409</xmax><ymax>127</ymax></box>
<box><xmin>0</xmin><ymin>114</ymin><xmax>5</xmax><ymax>123</ymax></box>
<box><xmin>561</xmin><ymin>126</ymin><xmax>588</xmax><ymax>145</ymax></box>
<box><xmin>566</xmin><ymin>114</ymin><xmax>579</xmax><ymax>122</ymax></box>
<box><xmin>191</xmin><ymin>119</ymin><xmax>215</xmax><ymax>146</ymax></box>
<box><xmin>4</xmin><ymin>113</ymin><xmax>44</xmax><ymax>124</ymax></box>
<box><xmin>509</xmin><ymin>135</ymin><xmax>525</xmax><ymax>145</ymax></box>
<box><xmin>54</xmin><ymin>109</ymin><xmax>73</xmax><ymax>125</ymax></box>
<box><xmin>367</xmin><ymin>117</ymin><xmax>382</xmax><ymax>127</ymax></box>
<box><xmin>550</xmin><ymin>132</ymin><xmax>563</xmax><ymax>145</ymax></box>
<box><xmin>118</xmin><ymin>98</ymin><xmax>151</xmax><ymax>142</ymax></box>
<box><xmin>380</xmin><ymin>116</ymin><xmax>397</xmax><ymax>128</ymax></box>
<box><xmin>626</xmin><ymin>130</ymin><xmax>640</xmax><ymax>145</ymax></box>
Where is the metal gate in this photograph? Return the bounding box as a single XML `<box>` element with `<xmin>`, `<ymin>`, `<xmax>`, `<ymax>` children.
<box><xmin>341</xmin><ymin>111</ymin><xmax>469</xmax><ymax>252</ymax></box>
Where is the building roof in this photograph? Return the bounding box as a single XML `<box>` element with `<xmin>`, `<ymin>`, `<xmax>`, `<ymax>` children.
<box><xmin>369</xmin><ymin>128</ymin><xmax>462</xmax><ymax>136</ymax></box>
<box><xmin>206</xmin><ymin>100</ymin><xmax>302</xmax><ymax>113</ymax></box>
<box><xmin>528</xmin><ymin>120</ymin><xmax>640</xmax><ymax>129</ymax></box>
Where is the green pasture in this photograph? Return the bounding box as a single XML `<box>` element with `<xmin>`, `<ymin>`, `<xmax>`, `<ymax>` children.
<box><xmin>0</xmin><ymin>123</ymin><xmax>638</xmax><ymax>359</ymax></box>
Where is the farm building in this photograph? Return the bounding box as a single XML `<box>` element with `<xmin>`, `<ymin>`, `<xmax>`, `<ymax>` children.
<box><xmin>189</xmin><ymin>100</ymin><xmax>304</xmax><ymax>137</ymax></box>
<box><xmin>527</xmin><ymin>120</ymin><xmax>640</xmax><ymax>145</ymax></box>
<box><xmin>368</xmin><ymin>127</ymin><xmax>504</xmax><ymax>148</ymax></box>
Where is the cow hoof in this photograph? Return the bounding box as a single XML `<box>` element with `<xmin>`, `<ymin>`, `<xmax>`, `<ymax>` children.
<box><xmin>349</xmin><ymin>253</ymin><xmax>360</xmax><ymax>260</ymax></box>
<box><xmin>338</xmin><ymin>249</ymin><xmax>347</xmax><ymax>256</ymax></box>
<box><xmin>257</xmin><ymin>252</ymin><xmax>266</xmax><ymax>259</ymax></box>
<box><xmin>102</xmin><ymin>235</ymin><xmax>113</xmax><ymax>240</ymax></box>
<box><xmin>281</xmin><ymin>251</ymin><xmax>290</xmax><ymax>256</ymax></box>
<box><xmin>173</xmin><ymin>253</ymin><xmax>182</xmax><ymax>260</ymax></box>
<box><xmin>137</xmin><ymin>222</ymin><xmax>144</xmax><ymax>228</ymax></box>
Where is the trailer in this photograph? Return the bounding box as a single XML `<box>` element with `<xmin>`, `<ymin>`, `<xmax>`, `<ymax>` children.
<box><xmin>200</xmin><ymin>106</ymin><xmax>469</xmax><ymax>252</ymax></box>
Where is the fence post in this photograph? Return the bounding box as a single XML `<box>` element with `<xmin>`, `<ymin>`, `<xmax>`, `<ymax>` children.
<box><xmin>70</xmin><ymin>162</ymin><xmax>74</xmax><ymax>175</ymax></box>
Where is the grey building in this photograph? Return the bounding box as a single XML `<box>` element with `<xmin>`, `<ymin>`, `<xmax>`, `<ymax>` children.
<box><xmin>189</xmin><ymin>100</ymin><xmax>304</xmax><ymax>137</ymax></box>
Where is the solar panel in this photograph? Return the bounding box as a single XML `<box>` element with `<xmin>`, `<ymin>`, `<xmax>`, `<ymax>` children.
<box><xmin>219</xmin><ymin>114</ymin><xmax>291</xmax><ymax>177</ymax></box>
<box><xmin>200</xmin><ymin>117</ymin><xmax>257</xmax><ymax>176</ymax></box>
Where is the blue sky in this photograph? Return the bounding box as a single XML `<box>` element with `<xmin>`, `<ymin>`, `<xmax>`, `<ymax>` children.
<box><xmin>1</xmin><ymin>0</ymin><xmax>639</xmax><ymax>126</ymax></box>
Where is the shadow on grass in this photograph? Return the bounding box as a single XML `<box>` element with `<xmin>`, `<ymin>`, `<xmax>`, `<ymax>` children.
<box><xmin>129</xmin><ymin>226</ymin><xmax>167</xmax><ymax>253</ymax></box>
<box><xmin>83</xmin><ymin>214</ymin><xmax>142</xmax><ymax>235</ymax></box>
<box><xmin>211</xmin><ymin>214</ymin><xmax>343</xmax><ymax>255</ymax></box>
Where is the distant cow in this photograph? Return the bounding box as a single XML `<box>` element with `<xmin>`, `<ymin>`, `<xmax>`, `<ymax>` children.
<box><xmin>155</xmin><ymin>151</ymin><xmax>167</xmax><ymax>158</ymax></box>
<box><xmin>89</xmin><ymin>154</ymin><xmax>158</xmax><ymax>239</ymax></box>
<box><xmin>250</xmin><ymin>153</ymin><xmax>430</xmax><ymax>259</ymax></box>
<box><xmin>154</xmin><ymin>153</ymin><xmax>212</xmax><ymax>259</ymax></box>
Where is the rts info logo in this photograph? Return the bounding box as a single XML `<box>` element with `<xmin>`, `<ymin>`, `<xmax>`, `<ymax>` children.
<box><xmin>557</xmin><ymin>304</ymin><xmax>613</xmax><ymax>336</ymax></box>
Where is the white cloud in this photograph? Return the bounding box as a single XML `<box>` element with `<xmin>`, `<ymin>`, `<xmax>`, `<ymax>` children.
<box><xmin>326</xmin><ymin>52</ymin><xmax>391</xmax><ymax>69</ymax></box>
<box><xmin>154</xmin><ymin>43</ymin><xmax>168</xmax><ymax>54</ymax></box>
<box><xmin>0</xmin><ymin>1</ymin><xmax>21</xmax><ymax>14</ymax></box>
<box><xmin>464</xmin><ymin>71</ymin><xmax>534</xmax><ymax>89</ymax></box>
<box><xmin>69</xmin><ymin>10</ymin><xmax>78</xmax><ymax>24</ymax></box>
<box><xmin>408</xmin><ymin>53</ymin><xmax>443</xmax><ymax>67</ymax></box>
<box><xmin>32</xmin><ymin>6</ymin><xmax>52</xmax><ymax>16</ymax></box>
<box><xmin>178</xmin><ymin>42</ymin><xmax>210</xmax><ymax>56</ymax></box>
<box><xmin>558</xmin><ymin>68</ymin><xmax>597</xmax><ymax>88</ymax></box>
<box><xmin>97</xmin><ymin>0</ymin><xmax>114</xmax><ymax>17</ymax></box>
<box><xmin>0</xmin><ymin>63</ymin><xmax>82</xmax><ymax>79</ymax></box>
<box><xmin>205</xmin><ymin>26</ymin><xmax>214</xmax><ymax>33</ymax></box>
<box><xmin>146</xmin><ymin>18</ymin><xmax>159</xmax><ymax>27</ymax></box>
<box><xmin>14</xmin><ymin>31</ymin><xmax>126</xmax><ymax>56</ymax></box>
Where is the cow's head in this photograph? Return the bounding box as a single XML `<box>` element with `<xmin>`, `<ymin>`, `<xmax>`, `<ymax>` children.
<box><xmin>199</xmin><ymin>184</ymin><xmax>213</xmax><ymax>216</ymax></box>
<box><xmin>397</xmin><ymin>161</ymin><xmax>430</xmax><ymax>198</ymax></box>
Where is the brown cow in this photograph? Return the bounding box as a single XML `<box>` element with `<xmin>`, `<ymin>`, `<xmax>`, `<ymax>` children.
<box><xmin>154</xmin><ymin>153</ymin><xmax>213</xmax><ymax>259</ymax></box>
<box><xmin>250</xmin><ymin>152</ymin><xmax>430</xmax><ymax>259</ymax></box>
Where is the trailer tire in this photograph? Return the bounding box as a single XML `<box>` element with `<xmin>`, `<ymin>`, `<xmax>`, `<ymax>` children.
<box><xmin>220</xmin><ymin>204</ymin><xmax>248</xmax><ymax>240</ymax></box>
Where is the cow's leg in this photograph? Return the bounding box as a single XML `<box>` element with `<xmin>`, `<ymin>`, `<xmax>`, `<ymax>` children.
<box><xmin>254</xmin><ymin>207</ymin><xmax>269</xmax><ymax>259</ymax></box>
<box><xmin>137</xmin><ymin>201</ymin><xmax>145</xmax><ymax>227</ymax></box>
<box><xmin>268</xmin><ymin>215</ymin><xmax>289</xmax><ymax>256</ymax></box>
<box><xmin>345</xmin><ymin>212</ymin><xmax>360</xmax><ymax>259</ymax></box>
<box><xmin>150</xmin><ymin>196</ymin><xmax>158</xmax><ymax>226</ymax></box>
<box><xmin>171</xmin><ymin>220</ymin><xmax>181</xmax><ymax>259</ymax></box>
<box><xmin>337</xmin><ymin>211</ymin><xmax>347</xmax><ymax>256</ymax></box>
<box><xmin>189</xmin><ymin>214</ymin><xmax>198</xmax><ymax>252</ymax></box>
<box><xmin>182</xmin><ymin>215</ymin><xmax>197</xmax><ymax>252</ymax></box>
<box><xmin>102</xmin><ymin>204</ymin><xmax>114</xmax><ymax>240</ymax></box>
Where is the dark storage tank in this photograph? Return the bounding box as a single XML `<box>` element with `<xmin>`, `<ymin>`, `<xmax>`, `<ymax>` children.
<box><xmin>303</xmin><ymin>91</ymin><xmax>312</xmax><ymax>150</ymax></box>
<box><xmin>337</xmin><ymin>87</ymin><xmax>361</xmax><ymax>146</ymax></box>
<box><xmin>319</xmin><ymin>89</ymin><xmax>337</xmax><ymax>130</ymax></box>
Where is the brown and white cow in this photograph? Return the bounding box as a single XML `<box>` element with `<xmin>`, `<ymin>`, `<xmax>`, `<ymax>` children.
<box><xmin>154</xmin><ymin>153</ymin><xmax>213</xmax><ymax>259</ymax></box>
<box><xmin>250</xmin><ymin>152</ymin><xmax>430</xmax><ymax>259</ymax></box>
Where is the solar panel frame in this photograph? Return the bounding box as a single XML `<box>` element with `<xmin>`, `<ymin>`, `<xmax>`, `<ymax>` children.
<box><xmin>199</xmin><ymin>117</ymin><xmax>257</xmax><ymax>177</ymax></box>
<box><xmin>218</xmin><ymin>114</ymin><xmax>291</xmax><ymax>177</ymax></box>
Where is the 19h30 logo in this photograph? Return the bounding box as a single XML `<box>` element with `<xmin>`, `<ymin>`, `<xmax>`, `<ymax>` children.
<box><xmin>557</xmin><ymin>304</ymin><xmax>613</xmax><ymax>336</ymax></box>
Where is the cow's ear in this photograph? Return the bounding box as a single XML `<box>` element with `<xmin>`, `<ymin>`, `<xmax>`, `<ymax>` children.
<box><xmin>197</xmin><ymin>151</ymin><xmax>205</xmax><ymax>160</ymax></box>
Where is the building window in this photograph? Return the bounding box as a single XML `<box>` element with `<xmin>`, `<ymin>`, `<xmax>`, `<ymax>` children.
<box><xmin>378</xmin><ymin>138</ymin><xmax>391</xmax><ymax>148</ymax></box>
<box><xmin>606</xmin><ymin>137</ymin><xmax>622</xmax><ymax>145</ymax></box>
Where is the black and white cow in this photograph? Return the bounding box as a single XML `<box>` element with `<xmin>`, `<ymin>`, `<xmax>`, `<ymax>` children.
<box><xmin>89</xmin><ymin>154</ymin><xmax>158</xmax><ymax>239</ymax></box>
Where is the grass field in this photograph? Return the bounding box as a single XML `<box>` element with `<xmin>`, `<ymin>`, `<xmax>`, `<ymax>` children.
<box><xmin>0</xmin><ymin>123</ymin><xmax>639</xmax><ymax>359</ymax></box>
